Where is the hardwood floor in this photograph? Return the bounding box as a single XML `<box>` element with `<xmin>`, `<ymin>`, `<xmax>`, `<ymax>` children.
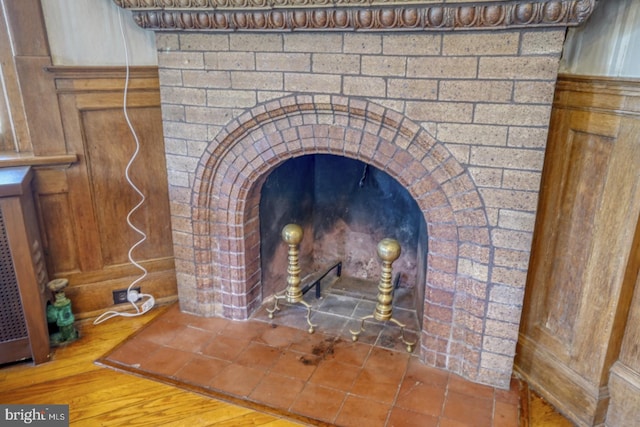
<box><xmin>0</xmin><ymin>305</ymin><xmax>299</xmax><ymax>426</ymax></box>
<box><xmin>0</xmin><ymin>304</ymin><xmax>573</xmax><ymax>426</ymax></box>
<box><xmin>517</xmin><ymin>375</ymin><xmax>576</xmax><ymax>426</ymax></box>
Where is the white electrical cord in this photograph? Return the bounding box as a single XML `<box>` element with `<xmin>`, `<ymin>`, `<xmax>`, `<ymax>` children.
<box><xmin>94</xmin><ymin>8</ymin><xmax>155</xmax><ymax>325</ymax></box>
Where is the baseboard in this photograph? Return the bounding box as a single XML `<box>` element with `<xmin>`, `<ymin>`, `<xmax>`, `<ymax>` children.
<box><xmin>515</xmin><ymin>334</ymin><xmax>609</xmax><ymax>427</ymax></box>
<box><xmin>605</xmin><ymin>362</ymin><xmax>640</xmax><ymax>426</ymax></box>
<box><xmin>63</xmin><ymin>268</ymin><xmax>178</xmax><ymax>319</ymax></box>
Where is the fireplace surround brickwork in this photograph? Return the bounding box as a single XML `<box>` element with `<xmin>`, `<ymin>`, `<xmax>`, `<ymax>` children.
<box><xmin>183</xmin><ymin>94</ymin><xmax>506</xmax><ymax>379</ymax></box>
<box><xmin>114</xmin><ymin>0</ymin><xmax>596</xmax><ymax>388</ymax></box>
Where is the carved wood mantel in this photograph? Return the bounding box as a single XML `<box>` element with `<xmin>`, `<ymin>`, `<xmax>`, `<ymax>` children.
<box><xmin>113</xmin><ymin>0</ymin><xmax>596</xmax><ymax>32</ymax></box>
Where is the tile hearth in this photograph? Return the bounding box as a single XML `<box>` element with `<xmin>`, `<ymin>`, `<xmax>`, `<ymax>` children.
<box><xmin>102</xmin><ymin>301</ymin><xmax>521</xmax><ymax>426</ymax></box>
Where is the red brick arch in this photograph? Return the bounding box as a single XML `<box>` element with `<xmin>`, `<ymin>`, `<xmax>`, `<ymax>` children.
<box><xmin>190</xmin><ymin>95</ymin><xmax>491</xmax><ymax>379</ymax></box>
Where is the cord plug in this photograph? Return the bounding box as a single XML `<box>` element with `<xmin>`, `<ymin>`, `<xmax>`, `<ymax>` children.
<box><xmin>127</xmin><ymin>290</ymin><xmax>140</xmax><ymax>303</ymax></box>
<box><xmin>141</xmin><ymin>295</ymin><xmax>155</xmax><ymax>312</ymax></box>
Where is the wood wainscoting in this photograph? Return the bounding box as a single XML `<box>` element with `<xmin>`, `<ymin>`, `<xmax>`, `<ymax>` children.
<box><xmin>606</xmin><ymin>222</ymin><xmax>640</xmax><ymax>426</ymax></box>
<box><xmin>34</xmin><ymin>66</ymin><xmax>177</xmax><ymax>318</ymax></box>
<box><xmin>515</xmin><ymin>74</ymin><xmax>640</xmax><ymax>427</ymax></box>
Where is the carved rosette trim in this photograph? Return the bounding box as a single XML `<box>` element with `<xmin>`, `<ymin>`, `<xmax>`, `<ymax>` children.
<box><xmin>113</xmin><ymin>0</ymin><xmax>596</xmax><ymax>31</ymax></box>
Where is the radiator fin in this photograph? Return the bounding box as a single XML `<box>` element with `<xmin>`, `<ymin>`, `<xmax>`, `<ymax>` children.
<box><xmin>0</xmin><ymin>208</ymin><xmax>29</xmax><ymax>342</ymax></box>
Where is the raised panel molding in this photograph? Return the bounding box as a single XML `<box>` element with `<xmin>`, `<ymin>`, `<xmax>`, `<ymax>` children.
<box><xmin>606</xmin><ymin>222</ymin><xmax>640</xmax><ymax>426</ymax></box>
<box><xmin>516</xmin><ymin>75</ymin><xmax>640</xmax><ymax>427</ymax></box>
<box><xmin>32</xmin><ymin>168</ymin><xmax>80</xmax><ymax>274</ymax></box>
<box><xmin>538</xmin><ymin>129</ymin><xmax>613</xmax><ymax>346</ymax></box>
<box><xmin>608</xmin><ymin>362</ymin><xmax>640</xmax><ymax>426</ymax></box>
<box><xmin>82</xmin><ymin>106</ymin><xmax>171</xmax><ymax>267</ymax></box>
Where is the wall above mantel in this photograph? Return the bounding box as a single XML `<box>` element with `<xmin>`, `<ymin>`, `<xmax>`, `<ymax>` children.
<box><xmin>113</xmin><ymin>0</ymin><xmax>597</xmax><ymax>32</ymax></box>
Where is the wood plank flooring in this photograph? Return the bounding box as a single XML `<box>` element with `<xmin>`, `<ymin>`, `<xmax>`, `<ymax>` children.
<box><xmin>0</xmin><ymin>304</ymin><xmax>573</xmax><ymax>426</ymax></box>
<box><xmin>0</xmin><ymin>305</ymin><xmax>299</xmax><ymax>426</ymax></box>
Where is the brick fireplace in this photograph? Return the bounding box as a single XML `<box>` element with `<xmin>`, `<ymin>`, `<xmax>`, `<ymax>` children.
<box><xmin>115</xmin><ymin>0</ymin><xmax>596</xmax><ymax>388</ymax></box>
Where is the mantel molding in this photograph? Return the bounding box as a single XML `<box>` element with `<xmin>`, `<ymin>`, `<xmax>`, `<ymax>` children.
<box><xmin>113</xmin><ymin>0</ymin><xmax>597</xmax><ymax>32</ymax></box>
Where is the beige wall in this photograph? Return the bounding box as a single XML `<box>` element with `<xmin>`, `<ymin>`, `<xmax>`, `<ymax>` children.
<box><xmin>40</xmin><ymin>0</ymin><xmax>156</xmax><ymax>66</ymax></box>
<box><xmin>560</xmin><ymin>0</ymin><xmax>640</xmax><ymax>78</ymax></box>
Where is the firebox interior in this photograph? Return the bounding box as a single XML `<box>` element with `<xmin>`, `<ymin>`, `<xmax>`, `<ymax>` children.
<box><xmin>258</xmin><ymin>154</ymin><xmax>428</xmax><ymax>343</ymax></box>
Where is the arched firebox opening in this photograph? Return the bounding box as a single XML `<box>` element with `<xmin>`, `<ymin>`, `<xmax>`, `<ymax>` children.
<box><xmin>258</xmin><ymin>154</ymin><xmax>428</xmax><ymax>347</ymax></box>
<box><xmin>186</xmin><ymin>96</ymin><xmax>503</xmax><ymax>385</ymax></box>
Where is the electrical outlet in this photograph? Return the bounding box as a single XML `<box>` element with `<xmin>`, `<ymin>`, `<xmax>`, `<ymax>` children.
<box><xmin>112</xmin><ymin>287</ymin><xmax>141</xmax><ymax>305</ymax></box>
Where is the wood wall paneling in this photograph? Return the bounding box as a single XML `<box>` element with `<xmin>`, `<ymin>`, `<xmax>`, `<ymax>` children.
<box><xmin>608</xmin><ymin>322</ymin><xmax>640</xmax><ymax>425</ymax></box>
<box><xmin>83</xmin><ymin>105</ymin><xmax>171</xmax><ymax>266</ymax></box>
<box><xmin>38</xmin><ymin>67</ymin><xmax>177</xmax><ymax>318</ymax></box>
<box><xmin>606</xmin><ymin>185</ymin><xmax>640</xmax><ymax>426</ymax></box>
<box><xmin>516</xmin><ymin>75</ymin><xmax>640</xmax><ymax>427</ymax></box>
<box><xmin>33</xmin><ymin>168</ymin><xmax>79</xmax><ymax>274</ymax></box>
<box><xmin>15</xmin><ymin>57</ymin><xmax>67</xmax><ymax>155</ymax></box>
<box><xmin>617</xmin><ymin>221</ymin><xmax>640</xmax><ymax>373</ymax></box>
<box><xmin>0</xmin><ymin>0</ymin><xmax>66</xmax><ymax>155</ymax></box>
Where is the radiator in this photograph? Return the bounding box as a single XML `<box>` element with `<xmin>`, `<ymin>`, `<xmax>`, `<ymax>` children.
<box><xmin>0</xmin><ymin>166</ymin><xmax>50</xmax><ymax>365</ymax></box>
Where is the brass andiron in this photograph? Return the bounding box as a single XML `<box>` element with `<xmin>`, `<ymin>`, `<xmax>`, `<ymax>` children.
<box><xmin>266</xmin><ymin>223</ymin><xmax>317</xmax><ymax>333</ymax></box>
<box><xmin>350</xmin><ymin>238</ymin><xmax>417</xmax><ymax>352</ymax></box>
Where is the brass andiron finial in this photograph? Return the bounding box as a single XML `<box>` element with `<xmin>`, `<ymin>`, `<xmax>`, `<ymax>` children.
<box><xmin>266</xmin><ymin>223</ymin><xmax>317</xmax><ymax>333</ymax></box>
<box><xmin>350</xmin><ymin>238</ymin><xmax>417</xmax><ymax>352</ymax></box>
